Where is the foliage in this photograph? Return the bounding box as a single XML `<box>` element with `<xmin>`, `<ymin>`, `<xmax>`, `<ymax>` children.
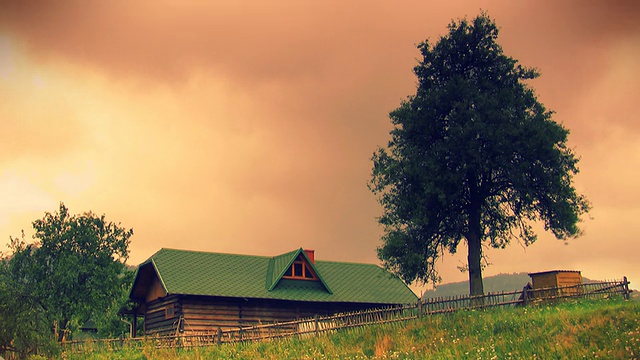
<box><xmin>93</xmin><ymin>267</ymin><xmax>137</xmax><ymax>339</ymax></box>
<box><xmin>369</xmin><ymin>13</ymin><xmax>590</xmax><ymax>295</ymax></box>
<box><xmin>0</xmin><ymin>203</ymin><xmax>133</xmax><ymax>357</ymax></box>
<box><xmin>0</xmin><ymin>247</ymin><xmax>60</xmax><ymax>358</ymax></box>
<box><xmin>67</xmin><ymin>298</ymin><xmax>639</xmax><ymax>359</ymax></box>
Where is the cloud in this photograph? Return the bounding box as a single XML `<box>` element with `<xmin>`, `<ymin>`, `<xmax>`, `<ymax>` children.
<box><xmin>0</xmin><ymin>0</ymin><xmax>638</xmax><ymax>288</ymax></box>
<box><xmin>0</xmin><ymin>170</ymin><xmax>57</xmax><ymax>230</ymax></box>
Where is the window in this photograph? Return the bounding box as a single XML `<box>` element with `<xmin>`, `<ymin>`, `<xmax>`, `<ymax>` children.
<box><xmin>283</xmin><ymin>255</ymin><xmax>318</xmax><ymax>280</ymax></box>
<box><xmin>165</xmin><ymin>305</ymin><xmax>175</xmax><ymax>319</ymax></box>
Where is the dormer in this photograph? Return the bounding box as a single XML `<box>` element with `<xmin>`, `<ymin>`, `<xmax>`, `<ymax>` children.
<box><xmin>283</xmin><ymin>253</ymin><xmax>318</xmax><ymax>280</ymax></box>
<box><xmin>267</xmin><ymin>248</ymin><xmax>332</xmax><ymax>294</ymax></box>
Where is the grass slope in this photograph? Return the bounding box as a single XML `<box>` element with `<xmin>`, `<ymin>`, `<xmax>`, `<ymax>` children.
<box><xmin>69</xmin><ymin>298</ymin><xmax>639</xmax><ymax>360</ymax></box>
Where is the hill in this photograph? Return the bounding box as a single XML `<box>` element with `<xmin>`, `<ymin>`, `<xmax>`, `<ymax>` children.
<box><xmin>421</xmin><ymin>272</ymin><xmax>530</xmax><ymax>299</ymax></box>
<box><xmin>421</xmin><ymin>272</ymin><xmax>596</xmax><ymax>299</ymax></box>
<box><xmin>69</xmin><ymin>298</ymin><xmax>640</xmax><ymax>359</ymax></box>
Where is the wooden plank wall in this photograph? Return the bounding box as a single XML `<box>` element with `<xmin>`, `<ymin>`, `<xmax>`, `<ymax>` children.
<box><xmin>532</xmin><ymin>273</ymin><xmax>557</xmax><ymax>289</ymax></box>
<box><xmin>146</xmin><ymin>276</ymin><xmax>168</xmax><ymax>302</ymax></box>
<box><xmin>557</xmin><ymin>272</ymin><xmax>582</xmax><ymax>286</ymax></box>
<box><xmin>531</xmin><ymin>272</ymin><xmax>583</xmax><ymax>298</ymax></box>
<box><xmin>557</xmin><ymin>272</ymin><xmax>583</xmax><ymax>296</ymax></box>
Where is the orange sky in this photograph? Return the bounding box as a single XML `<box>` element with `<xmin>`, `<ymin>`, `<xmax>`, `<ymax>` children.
<box><xmin>1</xmin><ymin>1</ymin><xmax>639</xmax><ymax>294</ymax></box>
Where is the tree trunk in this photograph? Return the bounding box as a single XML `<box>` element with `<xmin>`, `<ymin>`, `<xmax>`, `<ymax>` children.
<box><xmin>467</xmin><ymin>197</ymin><xmax>484</xmax><ymax>296</ymax></box>
<box><xmin>57</xmin><ymin>319</ymin><xmax>70</xmax><ymax>342</ymax></box>
<box><xmin>467</xmin><ymin>230</ymin><xmax>484</xmax><ymax>296</ymax></box>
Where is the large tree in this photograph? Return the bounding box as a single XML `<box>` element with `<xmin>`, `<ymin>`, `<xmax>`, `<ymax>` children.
<box><xmin>370</xmin><ymin>13</ymin><xmax>590</xmax><ymax>296</ymax></box>
<box><xmin>1</xmin><ymin>203</ymin><xmax>133</xmax><ymax>347</ymax></box>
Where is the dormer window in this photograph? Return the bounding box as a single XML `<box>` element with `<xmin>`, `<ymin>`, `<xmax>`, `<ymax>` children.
<box><xmin>283</xmin><ymin>255</ymin><xmax>318</xmax><ymax>280</ymax></box>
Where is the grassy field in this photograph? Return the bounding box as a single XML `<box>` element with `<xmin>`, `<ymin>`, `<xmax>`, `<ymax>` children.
<box><xmin>66</xmin><ymin>297</ymin><xmax>639</xmax><ymax>359</ymax></box>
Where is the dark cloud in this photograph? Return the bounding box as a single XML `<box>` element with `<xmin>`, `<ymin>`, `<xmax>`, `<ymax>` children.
<box><xmin>2</xmin><ymin>1</ymin><xmax>414</xmax><ymax>82</ymax></box>
<box><xmin>2</xmin><ymin>1</ymin><xmax>637</xmax><ymax>81</ymax></box>
<box><xmin>3</xmin><ymin>1</ymin><xmax>637</xmax><ymax>138</ymax></box>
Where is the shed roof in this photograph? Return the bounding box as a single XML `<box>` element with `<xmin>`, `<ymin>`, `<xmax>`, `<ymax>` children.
<box><xmin>130</xmin><ymin>248</ymin><xmax>417</xmax><ymax>304</ymax></box>
<box><xmin>528</xmin><ymin>270</ymin><xmax>581</xmax><ymax>277</ymax></box>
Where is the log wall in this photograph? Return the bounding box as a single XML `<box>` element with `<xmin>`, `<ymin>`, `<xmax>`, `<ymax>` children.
<box><xmin>144</xmin><ymin>295</ymin><xmax>181</xmax><ymax>336</ymax></box>
<box><xmin>142</xmin><ymin>294</ymin><xmax>381</xmax><ymax>336</ymax></box>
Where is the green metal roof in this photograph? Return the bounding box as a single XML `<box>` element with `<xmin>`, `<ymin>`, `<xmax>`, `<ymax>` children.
<box><xmin>131</xmin><ymin>248</ymin><xmax>417</xmax><ymax>304</ymax></box>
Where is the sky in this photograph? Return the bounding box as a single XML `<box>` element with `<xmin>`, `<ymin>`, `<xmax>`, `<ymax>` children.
<box><xmin>1</xmin><ymin>0</ymin><xmax>639</xmax><ymax>294</ymax></box>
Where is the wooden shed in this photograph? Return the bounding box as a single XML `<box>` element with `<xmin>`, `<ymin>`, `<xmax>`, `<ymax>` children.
<box><xmin>128</xmin><ymin>248</ymin><xmax>417</xmax><ymax>337</ymax></box>
<box><xmin>528</xmin><ymin>270</ymin><xmax>583</xmax><ymax>298</ymax></box>
<box><xmin>528</xmin><ymin>270</ymin><xmax>582</xmax><ymax>289</ymax></box>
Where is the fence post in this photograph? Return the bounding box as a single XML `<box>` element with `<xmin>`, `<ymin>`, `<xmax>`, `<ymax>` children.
<box><xmin>522</xmin><ymin>285</ymin><xmax>529</xmax><ymax>306</ymax></box>
<box><xmin>417</xmin><ymin>300</ymin><xmax>422</xmax><ymax>319</ymax></box>
<box><xmin>216</xmin><ymin>326</ymin><xmax>223</xmax><ymax>345</ymax></box>
<box><xmin>623</xmin><ymin>276</ymin><xmax>630</xmax><ymax>300</ymax></box>
<box><xmin>314</xmin><ymin>314</ymin><xmax>319</xmax><ymax>336</ymax></box>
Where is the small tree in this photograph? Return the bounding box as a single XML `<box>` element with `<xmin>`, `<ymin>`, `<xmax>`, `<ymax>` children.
<box><xmin>1</xmin><ymin>245</ymin><xmax>56</xmax><ymax>357</ymax></box>
<box><xmin>94</xmin><ymin>267</ymin><xmax>137</xmax><ymax>338</ymax></box>
<box><xmin>370</xmin><ymin>13</ymin><xmax>590</xmax><ymax>295</ymax></box>
<box><xmin>2</xmin><ymin>203</ymin><xmax>133</xmax><ymax>348</ymax></box>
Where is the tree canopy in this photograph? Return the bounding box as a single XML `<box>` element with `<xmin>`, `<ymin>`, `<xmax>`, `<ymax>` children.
<box><xmin>0</xmin><ymin>203</ymin><xmax>134</xmax><ymax>356</ymax></box>
<box><xmin>370</xmin><ymin>13</ymin><xmax>590</xmax><ymax>296</ymax></box>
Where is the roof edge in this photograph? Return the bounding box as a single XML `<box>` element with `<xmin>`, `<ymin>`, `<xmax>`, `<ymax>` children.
<box><xmin>528</xmin><ymin>270</ymin><xmax>582</xmax><ymax>276</ymax></box>
<box><xmin>128</xmin><ymin>257</ymin><xmax>169</xmax><ymax>302</ymax></box>
<box><xmin>300</xmin><ymin>249</ymin><xmax>333</xmax><ymax>294</ymax></box>
<box><xmin>151</xmin><ymin>258</ymin><xmax>169</xmax><ymax>295</ymax></box>
<box><xmin>268</xmin><ymin>248</ymin><xmax>302</xmax><ymax>291</ymax></box>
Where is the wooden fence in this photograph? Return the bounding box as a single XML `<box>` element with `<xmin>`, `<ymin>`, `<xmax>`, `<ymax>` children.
<box><xmin>62</xmin><ymin>277</ymin><xmax>632</xmax><ymax>353</ymax></box>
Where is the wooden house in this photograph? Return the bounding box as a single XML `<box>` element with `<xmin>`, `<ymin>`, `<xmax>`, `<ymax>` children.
<box><xmin>528</xmin><ymin>270</ymin><xmax>583</xmax><ymax>298</ymax></box>
<box><xmin>128</xmin><ymin>248</ymin><xmax>417</xmax><ymax>337</ymax></box>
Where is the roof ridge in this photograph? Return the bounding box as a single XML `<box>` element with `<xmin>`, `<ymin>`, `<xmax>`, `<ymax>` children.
<box><xmin>156</xmin><ymin>247</ymin><xmax>275</xmax><ymax>259</ymax></box>
<box><xmin>315</xmin><ymin>259</ymin><xmax>382</xmax><ymax>266</ymax></box>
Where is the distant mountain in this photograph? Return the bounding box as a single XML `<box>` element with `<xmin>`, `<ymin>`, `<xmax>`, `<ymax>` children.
<box><xmin>421</xmin><ymin>272</ymin><xmax>598</xmax><ymax>299</ymax></box>
<box><xmin>126</xmin><ymin>264</ymin><xmax>138</xmax><ymax>271</ymax></box>
<box><xmin>421</xmin><ymin>273</ymin><xmax>530</xmax><ymax>299</ymax></box>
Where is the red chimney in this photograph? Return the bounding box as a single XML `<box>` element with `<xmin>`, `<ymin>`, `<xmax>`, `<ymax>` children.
<box><xmin>304</xmin><ymin>249</ymin><xmax>315</xmax><ymax>264</ymax></box>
